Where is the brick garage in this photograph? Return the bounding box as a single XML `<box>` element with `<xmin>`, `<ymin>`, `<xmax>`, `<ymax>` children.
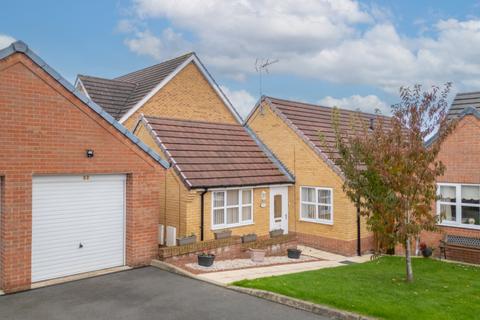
<box><xmin>0</xmin><ymin>42</ymin><xmax>167</xmax><ymax>293</ymax></box>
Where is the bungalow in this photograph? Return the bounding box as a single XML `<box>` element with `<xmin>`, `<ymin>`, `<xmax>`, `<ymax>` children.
<box><xmin>77</xmin><ymin>54</ymin><xmax>294</xmax><ymax>245</ymax></box>
<box><xmin>133</xmin><ymin>116</ymin><xmax>294</xmax><ymax>243</ymax></box>
<box><xmin>422</xmin><ymin>91</ymin><xmax>480</xmax><ymax>263</ymax></box>
<box><xmin>0</xmin><ymin>41</ymin><xmax>168</xmax><ymax>293</ymax></box>
<box><xmin>246</xmin><ymin>96</ymin><xmax>390</xmax><ymax>255</ymax></box>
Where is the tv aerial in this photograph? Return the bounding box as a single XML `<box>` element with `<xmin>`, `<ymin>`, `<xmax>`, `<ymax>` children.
<box><xmin>255</xmin><ymin>58</ymin><xmax>279</xmax><ymax>96</ymax></box>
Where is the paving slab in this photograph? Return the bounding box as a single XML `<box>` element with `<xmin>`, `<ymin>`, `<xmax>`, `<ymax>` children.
<box><xmin>197</xmin><ymin>246</ymin><xmax>372</xmax><ymax>284</ymax></box>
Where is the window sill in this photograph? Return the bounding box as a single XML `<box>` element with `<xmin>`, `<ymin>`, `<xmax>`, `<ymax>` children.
<box><xmin>438</xmin><ymin>222</ymin><xmax>480</xmax><ymax>231</ymax></box>
<box><xmin>300</xmin><ymin>218</ymin><xmax>333</xmax><ymax>225</ymax></box>
<box><xmin>211</xmin><ymin>222</ymin><xmax>254</xmax><ymax>231</ymax></box>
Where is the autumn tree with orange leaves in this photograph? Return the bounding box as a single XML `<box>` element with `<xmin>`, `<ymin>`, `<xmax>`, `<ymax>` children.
<box><xmin>331</xmin><ymin>84</ymin><xmax>454</xmax><ymax>282</ymax></box>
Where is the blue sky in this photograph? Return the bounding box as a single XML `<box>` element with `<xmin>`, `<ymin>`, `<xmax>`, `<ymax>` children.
<box><xmin>2</xmin><ymin>0</ymin><xmax>480</xmax><ymax>117</ymax></box>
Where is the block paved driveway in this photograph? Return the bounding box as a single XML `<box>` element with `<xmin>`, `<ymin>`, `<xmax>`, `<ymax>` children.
<box><xmin>0</xmin><ymin>267</ymin><xmax>328</xmax><ymax>320</ymax></box>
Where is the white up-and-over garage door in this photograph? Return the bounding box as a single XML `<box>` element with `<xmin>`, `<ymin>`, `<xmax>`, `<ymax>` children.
<box><xmin>32</xmin><ymin>175</ymin><xmax>125</xmax><ymax>282</ymax></box>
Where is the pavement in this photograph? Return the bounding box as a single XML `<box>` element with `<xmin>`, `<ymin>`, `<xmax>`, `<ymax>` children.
<box><xmin>0</xmin><ymin>267</ymin><xmax>328</xmax><ymax>320</ymax></box>
<box><xmin>198</xmin><ymin>246</ymin><xmax>372</xmax><ymax>284</ymax></box>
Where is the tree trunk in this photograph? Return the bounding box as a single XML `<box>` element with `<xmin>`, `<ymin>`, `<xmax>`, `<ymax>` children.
<box><xmin>405</xmin><ymin>237</ymin><xmax>414</xmax><ymax>282</ymax></box>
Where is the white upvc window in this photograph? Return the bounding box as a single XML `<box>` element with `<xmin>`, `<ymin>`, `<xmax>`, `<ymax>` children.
<box><xmin>437</xmin><ymin>183</ymin><xmax>480</xmax><ymax>229</ymax></box>
<box><xmin>300</xmin><ymin>186</ymin><xmax>333</xmax><ymax>224</ymax></box>
<box><xmin>212</xmin><ymin>189</ymin><xmax>253</xmax><ymax>229</ymax></box>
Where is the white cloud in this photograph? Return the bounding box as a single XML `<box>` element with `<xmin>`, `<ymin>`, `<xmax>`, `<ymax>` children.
<box><xmin>318</xmin><ymin>94</ymin><xmax>389</xmax><ymax>114</ymax></box>
<box><xmin>124</xmin><ymin>28</ymin><xmax>191</xmax><ymax>60</ymax></box>
<box><xmin>220</xmin><ymin>85</ymin><xmax>257</xmax><ymax>119</ymax></box>
<box><xmin>122</xmin><ymin>1</ymin><xmax>480</xmax><ymax>94</ymax></box>
<box><xmin>0</xmin><ymin>34</ymin><xmax>15</xmax><ymax>49</ymax></box>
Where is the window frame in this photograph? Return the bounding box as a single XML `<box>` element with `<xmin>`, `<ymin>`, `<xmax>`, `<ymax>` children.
<box><xmin>211</xmin><ymin>188</ymin><xmax>254</xmax><ymax>230</ymax></box>
<box><xmin>299</xmin><ymin>186</ymin><xmax>334</xmax><ymax>225</ymax></box>
<box><xmin>437</xmin><ymin>183</ymin><xmax>480</xmax><ymax>230</ymax></box>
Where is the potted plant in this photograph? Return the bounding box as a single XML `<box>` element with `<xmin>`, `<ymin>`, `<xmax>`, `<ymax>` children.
<box><xmin>197</xmin><ymin>252</ymin><xmax>215</xmax><ymax>267</ymax></box>
<box><xmin>176</xmin><ymin>233</ymin><xmax>196</xmax><ymax>246</ymax></box>
<box><xmin>269</xmin><ymin>229</ymin><xmax>284</xmax><ymax>238</ymax></box>
<box><xmin>249</xmin><ymin>248</ymin><xmax>266</xmax><ymax>262</ymax></box>
<box><xmin>419</xmin><ymin>242</ymin><xmax>433</xmax><ymax>258</ymax></box>
<box><xmin>214</xmin><ymin>229</ymin><xmax>232</xmax><ymax>240</ymax></box>
<box><xmin>242</xmin><ymin>233</ymin><xmax>257</xmax><ymax>243</ymax></box>
<box><xmin>287</xmin><ymin>248</ymin><xmax>302</xmax><ymax>259</ymax></box>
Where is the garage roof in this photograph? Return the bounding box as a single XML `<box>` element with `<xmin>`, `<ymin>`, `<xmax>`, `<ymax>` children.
<box><xmin>0</xmin><ymin>41</ymin><xmax>169</xmax><ymax>169</ymax></box>
<box><xmin>139</xmin><ymin>116</ymin><xmax>294</xmax><ymax>189</ymax></box>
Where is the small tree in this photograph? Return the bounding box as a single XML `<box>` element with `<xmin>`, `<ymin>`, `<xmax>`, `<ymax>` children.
<box><xmin>330</xmin><ymin>84</ymin><xmax>453</xmax><ymax>282</ymax></box>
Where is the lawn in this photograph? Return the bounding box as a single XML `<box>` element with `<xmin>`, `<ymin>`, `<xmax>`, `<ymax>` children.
<box><xmin>234</xmin><ymin>256</ymin><xmax>480</xmax><ymax>320</ymax></box>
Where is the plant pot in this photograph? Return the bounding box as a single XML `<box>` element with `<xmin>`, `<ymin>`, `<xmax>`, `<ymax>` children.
<box><xmin>422</xmin><ymin>247</ymin><xmax>433</xmax><ymax>258</ymax></box>
<box><xmin>269</xmin><ymin>229</ymin><xmax>284</xmax><ymax>238</ymax></box>
<box><xmin>198</xmin><ymin>254</ymin><xmax>215</xmax><ymax>267</ymax></box>
<box><xmin>176</xmin><ymin>235</ymin><xmax>196</xmax><ymax>246</ymax></box>
<box><xmin>214</xmin><ymin>229</ymin><xmax>232</xmax><ymax>240</ymax></box>
<box><xmin>242</xmin><ymin>233</ymin><xmax>257</xmax><ymax>243</ymax></box>
<box><xmin>249</xmin><ymin>248</ymin><xmax>266</xmax><ymax>262</ymax></box>
<box><xmin>287</xmin><ymin>248</ymin><xmax>302</xmax><ymax>259</ymax></box>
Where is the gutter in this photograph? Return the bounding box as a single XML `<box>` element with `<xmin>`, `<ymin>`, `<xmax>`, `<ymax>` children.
<box><xmin>200</xmin><ymin>189</ymin><xmax>208</xmax><ymax>241</ymax></box>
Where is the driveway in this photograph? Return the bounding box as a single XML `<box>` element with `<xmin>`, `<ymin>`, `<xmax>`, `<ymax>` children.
<box><xmin>0</xmin><ymin>267</ymin><xmax>327</xmax><ymax>320</ymax></box>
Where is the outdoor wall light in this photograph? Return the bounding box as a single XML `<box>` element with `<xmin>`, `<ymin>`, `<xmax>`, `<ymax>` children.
<box><xmin>86</xmin><ymin>149</ymin><xmax>94</xmax><ymax>158</ymax></box>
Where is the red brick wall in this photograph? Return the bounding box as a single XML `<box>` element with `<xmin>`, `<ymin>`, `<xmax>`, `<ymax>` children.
<box><xmin>294</xmin><ymin>232</ymin><xmax>374</xmax><ymax>256</ymax></box>
<box><xmin>0</xmin><ymin>53</ymin><xmax>165</xmax><ymax>292</ymax></box>
<box><xmin>420</xmin><ymin>115</ymin><xmax>480</xmax><ymax>263</ymax></box>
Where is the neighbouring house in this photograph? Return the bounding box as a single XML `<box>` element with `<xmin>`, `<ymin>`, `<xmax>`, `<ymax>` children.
<box><xmin>76</xmin><ymin>52</ymin><xmax>242</xmax><ymax>130</ymax></box>
<box><xmin>422</xmin><ymin>91</ymin><xmax>480</xmax><ymax>263</ymax></box>
<box><xmin>0</xmin><ymin>41</ymin><xmax>168</xmax><ymax>293</ymax></box>
<box><xmin>77</xmin><ymin>53</ymin><xmax>294</xmax><ymax>246</ymax></box>
<box><xmin>246</xmin><ymin>96</ymin><xmax>390</xmax><ymax>255</ymax></box>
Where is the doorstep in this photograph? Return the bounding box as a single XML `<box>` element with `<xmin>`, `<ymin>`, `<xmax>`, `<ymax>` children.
<box><xmin>31</xmin><ymin>266</ymin><xmax>131</xmax><ymax>290</ymax></box>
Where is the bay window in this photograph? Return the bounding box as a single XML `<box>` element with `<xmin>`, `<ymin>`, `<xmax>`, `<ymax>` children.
<box><xmin>437</xmin><ymin>183</ymin><xmax>480</xmax><ymax>228</ymax></box>
<box><xmin>212</xmin><ymin>189</ymin><xmax>253</xmax><ymax>229</ymax></box>
<box><xmin>300</xmin><ymin>186</ymin><xmax>333</xmax><ymax>224</ymax></box>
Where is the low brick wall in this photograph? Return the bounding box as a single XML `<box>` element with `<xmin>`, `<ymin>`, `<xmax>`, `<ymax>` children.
<box><xmin>294</xmin><ymin>232</ymin><xmax>374</xmax><ymax>256</ymax></box>
<box><xmin>420</xmin><ymin>227</ymin><xmax>480</xmax><ymax>264</ymax></box>
<box><xmin>159</xmin><ymin>234</ymin><xmax>297</xmax><ymax>264</ymax></box>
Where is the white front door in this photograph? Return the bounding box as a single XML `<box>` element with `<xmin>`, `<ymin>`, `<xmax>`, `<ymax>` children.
<box><xmin>32</xmin><ymin>175</ymin><xmax>126</xmax><ymax>282</ymax></box>
<box><xmin>270</xmin><ymin>186</ymin><xmax>288</xmax><ymax>233</ymax></box>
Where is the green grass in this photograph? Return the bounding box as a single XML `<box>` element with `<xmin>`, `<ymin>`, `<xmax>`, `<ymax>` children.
<box><xmin>234</xmin><ymin>257</ymin><xmax>480</xmax><ymax>320</ymax></box>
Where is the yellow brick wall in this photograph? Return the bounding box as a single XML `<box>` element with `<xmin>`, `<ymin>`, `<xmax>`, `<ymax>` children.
<box><xmin>134</xmin><ymin>122</ymin><xmax>189</xmax><ymax>237</ymax></box>
<box><xmin>123</xmin><ymin>62</ymin><xmax>238</xmax><ymax>130</ymax></box>
<box><xmin>185</xmin><ymin>187</ymin><xmax>273</xmax><ymax>240</ymax></box>
<box><xmin>247</xmin><ymin>102</ymin><xmax>370</xmax><ymax>242</ymax></box>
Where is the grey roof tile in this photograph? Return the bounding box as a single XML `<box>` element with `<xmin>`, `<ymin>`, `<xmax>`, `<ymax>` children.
<box><xmin>448</xmin><ymin>91</ymin><xmax>480</xmax><ymax>120</ymax></box>
<box><xmin>78</xmin><ymin>53</ymin><xmax>194</xmax><ymax>120</ymax></box>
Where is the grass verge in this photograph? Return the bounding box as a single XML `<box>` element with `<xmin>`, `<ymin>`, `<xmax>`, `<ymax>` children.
<box><xmin>234</xmin><ymin>256</ymin><xmax>480</xmax><ymax>320</ymax></box>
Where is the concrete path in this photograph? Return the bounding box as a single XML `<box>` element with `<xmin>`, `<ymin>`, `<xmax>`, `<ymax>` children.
<box><xmin>198</xmin><ymin>246</ymin><xmax>372</xmax><ymax>284</ymax></box>
<box><xmin>0</xmin><ymin>267</ymin><xmax>327</xmax><ymax>320</ymax></box>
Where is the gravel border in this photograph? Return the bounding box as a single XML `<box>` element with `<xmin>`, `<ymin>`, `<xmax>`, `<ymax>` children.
<box><xmin>185</xmin><ymin>255</ymin><xmax>316</xmax><ymax>272</ymax></box>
